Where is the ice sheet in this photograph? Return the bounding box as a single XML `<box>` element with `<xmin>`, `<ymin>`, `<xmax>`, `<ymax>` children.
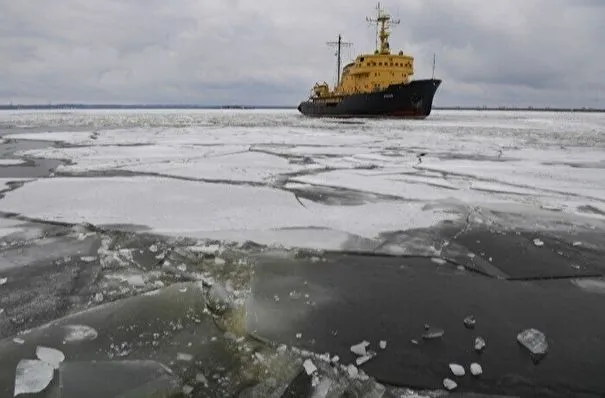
<box><xmin>0</xmin><ymin>177</ymin><xmax>456</xmax><ymax>245</ymax></box>
<box><xmin>2</xmin><ymin>109</ymin><xmax>605</xmax><ymax>243</ymax></box>
<box><xmin>0</xmin><ymin>159</ymin><xmax>26</xmax><ymax>166</ymax></box>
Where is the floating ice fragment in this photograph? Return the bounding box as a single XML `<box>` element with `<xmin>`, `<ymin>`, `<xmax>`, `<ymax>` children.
<box><xmin>346</xmin><ymin>364</ymin><xmax>359</xmax><ymax>379</ymax></box>
<box><xmin>149</xmin><ymin>244</ymin><xmax>158</xmax><ymax>253</ymax></box>
<box><xmin>431</xmin><ymin>257</ymin><xmax>447</xmax><ymax>265</ymax></box>
<box><xmin>410</xmin><ymin>339</ymin><xmax>419</xmax><ymax>345</ymax></box>
<box><xmin>470</xmin><ymin>363</ymin><xmax>483</xmax><ymax>376</ymax></box>
<box><xmin>277</xmin><ymin>344</ymin><xmax>287</xmax><ymax>353</ymax></box>
<box><xmin>379</xmin><ymin>340</ymin><xmax>387</xmax><ymax>349</ymax></box>
<box><xmin>355</xmin><ymin>354</ymin><xmax>375</xmax><ymax>366</ymax></box>
<box><xmin>177</xmin><ymin>264</ymin><xmax>187</xmax><ymax>272</ymax></box>
<box><xmin>80</xmin><ymin>256</ymin><xmax>97</xmax><ymax>263</ymax></box>
<box><xmin>214</xmin><ymin>257</ymin><xmax>226</xmax><ymax>266</ymax></box>
<box><xmin>36</xmin><ymin>346</ymin><xmax>65</xmax><ymax>369</ymax></box>
<box><xmin>206</xmin><ymin>283</ymin><xmax>233</xmax><ymax>315</ymax></box>
<box><xmin>62</xmin><ymin>325</ymin><xmax>98</xmax><ymax>343</ymax></box>
<box><xmin>449</xmin><ymin>363</ymin><xmax>465</xmax><ymax>377</ymax></box>
<box><xmin>303</xmin><ymin>359</ymin><xmax>317</xmax><ymax>375</ymax></box>
<box><xmin>475</xmin><ymin>337</ymin><xmax>486</xmax><ymax>352</ymax></box>
<box><xmin>182</xmin><ymin>384</ymin><xmax>194</xmax><ymax>395</ymax></box>
<box><xmin>350</xmin><ymin>340</ymin><xmax>370</xmax><ymax>356</ymax></box>
<box><xmin>573</xmin><ymin>241</ymin><xmax>582</xmax><ymax>247</ymax></box>
<box><xmin>0</xmin><ymin>277</ymin><xmax>7</xmax><ymax>286</ymax></box>
<box><xmin>254</xmin><ymin>352</ymin><xmax>265</xmax><ymax>362</ymax></box>
<box><xmin>195</xmin><ymin>372</ymin><xmax>209</xmax><ymax>386</ymax></box>
<box><xmin>422</xmin><ymin>328</ymin><xmax>444</xmax><ymax>340</ymax></box>
<box><xmin>296</xmin><ymin>333</ymin><xmax>302</xmax><ymax>339</ymax></box>
<box><xmin>517</xmin><ymin>328</ymin><xmax>548</xmax><ymax>357</ymax></box>
<box><xmin>177</xmin><ymin>352</ymin><xmax>193</xmax><ymax>362</ymax></box>
<box><xmin>464</xmin><ymin>315</ymin><xmax>476</xmax><ymax>329</ymax></box>
<box><xmin>94</xmin><ymin>292</ymin><xmax>104</xmax><ymax>303</ymax></box>
<box><xmin>443</xmin><ymin>378</ymin><xmax>457</xmax><ymax>391</ymax></box>
<box><xmin>13</xmin><ymin>338</ymin><xmax>25</xmax><ymax>345</ymax></box>
<box><xmin>14</xmin><ymin>359</ymin><xmax>54</xmax><ymax>397</ymax></box>
<box><xmin>533</xmin><ymin>238</ymin><xmax>544</xmax><ymax>247</ymax></box>
<box><xmin>331</xmin><ymin>355</ymin><xmax>340</xmax><ymax>363</ymax></box>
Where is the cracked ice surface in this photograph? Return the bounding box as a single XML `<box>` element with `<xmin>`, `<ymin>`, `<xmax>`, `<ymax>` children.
<box><xmin>0</xmin><ymin>176</ymin><xmax>455</xmax><ymax>246</ymax></box>
<box><xmin>2</xmin><ymin>109</ymin><xmax>605</xmax><ymax>248</ymax></box>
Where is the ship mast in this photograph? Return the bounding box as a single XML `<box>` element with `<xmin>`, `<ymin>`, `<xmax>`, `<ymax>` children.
<box><xmin>366</xmin><ymin>2</ymin><xmax>400</xmax><ymax>54</ymax></box>
<box><xmin>327</xmin><ymin>34</ymin><xmax>352</xmax><ymax>87</ymax></box>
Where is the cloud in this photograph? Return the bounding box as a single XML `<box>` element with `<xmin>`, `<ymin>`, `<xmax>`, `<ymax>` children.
<box><xmin>1</xmin><ymin>0</ymin><xmax>603</xmax><ymax>106</ymax></box>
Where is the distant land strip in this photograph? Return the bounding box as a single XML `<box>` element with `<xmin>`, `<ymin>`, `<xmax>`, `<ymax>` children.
<box><xmin>0</xmin><ymin>104</ymin><xmax>604</xmax><ymax>112</ymax></box>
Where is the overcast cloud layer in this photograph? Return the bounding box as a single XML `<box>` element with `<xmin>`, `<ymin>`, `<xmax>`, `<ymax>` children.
<box><xmin>1</xmin><ymin>0</ymin><xmax>604</xmax><ymax>107</ymax></box>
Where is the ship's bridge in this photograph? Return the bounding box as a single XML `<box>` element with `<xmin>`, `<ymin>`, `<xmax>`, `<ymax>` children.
<box><xmin>336</xmin><ymin>51</ymin><xmax>414</xmax><ymax>95</ymax></box>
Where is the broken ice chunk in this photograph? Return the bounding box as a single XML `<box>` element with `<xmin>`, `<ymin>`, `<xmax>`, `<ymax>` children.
<box><xmin>296</xmin><ymin>333</ymin><xmax>302</xmax><ymax>339</ymax></box>
<box><xmin>94</xmin><ymin>292</ymin><xmax>104</xmax><ymax>303</ymax></box>
<box><xmin>443</xmin><ymin>378</ymin><xmax>457</xmax><ymax>391</ymax></box>
<box><xmin>80</xmin><ymin>256</ymin><xmax>97</xmax><ymax>263</ymax></box>
<box><xmin>422</xmin><ymin>328</ymin><xmax>444</xmax><ymax>340</ymax></box>
<box><xmin>470</xmin><ymin>363</ymin><xmax>483</xmax><ymax>376</ymax></box>
<box><xmin>62</xmin><ymin>325</ymin><xmax>98</xmax><ymax>343</ymax></box>
<box><xmin>464</xmin><ymin>315</ymin><xmax>476</xmax><ymax>329</ymax></box>
<box><xmin>0</xmin><ymin>277</ymin><xmax>7</xmax><ymax>286</ymax></box>
<box><xmin>149</xmin><ymin>244</ymin><xmax>158</xmax><ymax>253</ymax></box>
<box><xmin>177</xmin><ymin>352</ymin><xmax>194</xmax><ymax>362</ymax></box>
<box><xmin>13</xmin><ymin>338</ymin><xmax>25</xmax><ymax>345</ymax></box>
<box><xmin>36</xmin><ymin>346</ymin><xmax>65</xmax><ymax>369</ymax></box>
<box><xmin>303</xmin><ymin>359</ymin><xmax>317</xmax><ymax>375</ymax></box>
<box><xmin>182</xmin><ymin>384</ymin><xmax>194</xmax><ymax>395</ymax></box>
<box><xmin>346</xmin><ymin>364</ymin><xmax>359</xmax><ymax>379</ymax></box>
<box><xmin>449</xmin><ymin>363</ymin><xmax>465</xmax><ymax>377</ymax></box>
<box><xmin>475</xmin><ymin>337</ymin><xmax>486</xmax><ymax>352</ymax></box>
<box><xmin>350</xmin><ymin>340</ymin><xmax>370</xmax><ymax>356</ymax></box>
<box><xmin>573</xmin><ymin>241</ymin><xmax>582</xmax><ymax>247</ymax></box>
<box><xmin>517</xmin><ymin>328</ymin><xmax>548</xmax><ymax>358</ymax></box>
<box><xmin>379</xmin><ymin>340</ymin><xmax>387</xmax><ymax>349</ymax></box>
<box><xmin>195</xmin><ymin>372</ymin><xmax>209</xmax><ymax>386</ymax></box>
<box><xmin>214</xmin><ymin>257</ymin><xmax>226</xmax><ymax>266</ymax></box>
<box><xmin>14</xmin><ymin>359</ymin><xmax>54</xmax><ymax>396</ymax></box>
<box><xmin>533</xmin><ymin>238</ymin><xmax>544</xmax><ymax>247</ymax></box>
<box><xmin>355</xmin><ymin>353</ymin><xmax>375</xmax><ymax>366</ymax></box>
<box><xmin>431</xmin><ymin>257</ymin><xmax>447</xmax><ymax>265</ymax></box>
<box><xmin>206</xmin><ymin>283</ymin><xmax>233</xmax><ymax>315</ymax></box>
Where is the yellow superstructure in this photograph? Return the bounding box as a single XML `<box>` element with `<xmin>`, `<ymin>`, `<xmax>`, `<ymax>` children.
<box><xmin>312</xmin><ymin>3</ymin><xmax>414</xmax><ymax>98</ymax></box>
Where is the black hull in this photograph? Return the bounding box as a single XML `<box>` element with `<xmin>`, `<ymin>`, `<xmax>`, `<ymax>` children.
<box><xmin>298</xmin><ymin>79</ymin><xmax>441</xmax><ymax>119</ymax></box>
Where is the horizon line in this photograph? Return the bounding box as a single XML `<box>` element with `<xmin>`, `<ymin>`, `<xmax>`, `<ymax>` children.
<box><xmin>1</xmin><ymin>104</ymin><xmax>604</xmax><ymax>112</ymax></box>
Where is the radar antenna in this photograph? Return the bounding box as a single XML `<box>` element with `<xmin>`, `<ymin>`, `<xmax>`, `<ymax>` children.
<box><xmin>327</xmin><ymin>34</ymin><xmax>353</xmax><ymax>87</ymax></box>
<box><xmin>366</xmin><ymin>2</ymin><xmax>400</xmax><ymax>54</ymax></box>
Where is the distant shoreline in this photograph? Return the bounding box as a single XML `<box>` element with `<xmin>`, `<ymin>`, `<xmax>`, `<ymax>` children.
<box><xmin>0</xmin><ymin>104</ymin><xmax>603</xmax><ymax>113</ymax></box>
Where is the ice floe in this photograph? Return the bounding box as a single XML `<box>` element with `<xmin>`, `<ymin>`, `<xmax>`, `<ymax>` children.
<box><xmin>13</xmin><ymin>359</ymin><xmax>54</xmax><ymax>397</ymax></box>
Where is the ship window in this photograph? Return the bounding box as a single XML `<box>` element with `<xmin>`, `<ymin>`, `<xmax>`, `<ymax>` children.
<box><xmin>379</xmin><ymin>62</ymin><xmax>383</xmax><ymax>66</ymax></box>
<box><xmin>360</xmin><ymin>57</ymin><xmax>365</xmax><ymax>62</ymax></box>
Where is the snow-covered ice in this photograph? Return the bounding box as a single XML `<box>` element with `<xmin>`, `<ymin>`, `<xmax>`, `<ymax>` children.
<box><xmin>0</xmin><ymin>177</ymin><xmax>455</xmax><ymax>247</ymax></box>
<box><xmin>0</xmin><ymin>159</ymin><xmax>26</xmax><ymax>166</ymax></box>
<box><xmin>62</xmin><ymin>324</ymin><xmax>98</xmax><ymax>343</ymax></box>
<box><xmin>517</xmin><ymin>328</ymin><xmax>548</xmax><ymax>356</ymax></box>
<box><xmin>449</xmin><ymin>363</ymin><xmax>465</xmax><ymax>377</ymax></box>
<box><xmin>35</xmin><ymin>346</ymin><xmax>65</xmax><ymax>369</ymax></box>
<box><xmin>13</xmin><ymin>359</ymin><xmax>54</xmax><ymax>396</ymax></box>
<box><xmin>1</xmin><ymin>109</ymin><xmax>604</xmax><ymax>250</ymax></box>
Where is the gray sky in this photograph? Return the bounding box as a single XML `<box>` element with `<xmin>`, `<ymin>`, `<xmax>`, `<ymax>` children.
<box><xmin>1</xmin><ymin>0</ymin><xmax>604</xmax><ymax>107</ymax></box>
